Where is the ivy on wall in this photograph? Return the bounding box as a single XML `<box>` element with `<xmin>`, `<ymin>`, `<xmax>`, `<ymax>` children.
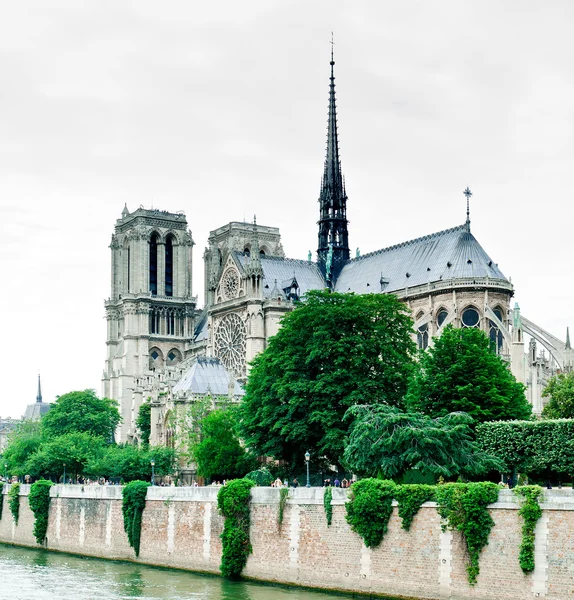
<box><xmin>278</xmin><ymin>488</ymin><xmax>289</xmax><ymax>528</ymax></box>
<box><xmin>514</xmin><ymin>485</ymin><xmax>543</xmax><ymax>573</ymax></box>
<box><xmin>434</xmin><ymin>482</ymin><xmax>500</xmax><ymax>585</ymax></box>
<box><xmin>28</xmin><ymin>480</ymin><xmax>53</xmax><ymax>544</ymax></box>
<box><xmin>394</xmin><ymin>484</ymin><xmax>435</xmax><ymax>531</ymax></box>
<box><xmin>8</xmin><ymin>483</ymin><xmax>20</xmax><ymax>525</ymax></box>
<box><xmin>217</xmin><ymin>478</ymin><xmax>255</xmax><ymax>578</ymax></box>
<box><xmin>323</xmin><ymin>487</ymin><xmax>333</xmax><ymax>526</ymax></box>
<box><xmin>122</xmin><ymin>480</ymin><xmax>149</xmax><ymax>557</ymax></box>
<box><xmin>345</xmin><ymin>478</ymin><xmax>396</xmax><ymax>548</ymax></box>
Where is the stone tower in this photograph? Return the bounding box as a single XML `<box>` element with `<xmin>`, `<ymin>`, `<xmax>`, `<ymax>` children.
<box><xmin>102</xmin><ymin>206</ymin><xmax>197</xmax><ymax>442</ymax></box>
<box><xmin>317</xmin><ymin>45</ymin><xmax>350</xmax><ymax>284</ymax></box>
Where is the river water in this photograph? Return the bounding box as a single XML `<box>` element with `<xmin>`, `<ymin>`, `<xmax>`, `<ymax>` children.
<box><xmin>0</xmin><ymin>545</ymin><xmax>378</xmax><ymax>600</ymax></box>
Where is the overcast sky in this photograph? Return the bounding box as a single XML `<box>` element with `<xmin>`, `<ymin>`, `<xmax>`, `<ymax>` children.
<box><xmin>1</xmin><ymin>1</ymin><xmax>573</xmax><ymax>418</ymax></box>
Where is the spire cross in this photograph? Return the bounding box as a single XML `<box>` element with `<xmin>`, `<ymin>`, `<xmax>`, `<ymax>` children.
<box><xmin>463</xmin><ymin>187</ymin><xmax>472</xmax><ymax>230</ymax></box>
<box><xmin>330</xmin><ymin>32</ymin><xmax>335</xmax><ymax>60</ymax></box>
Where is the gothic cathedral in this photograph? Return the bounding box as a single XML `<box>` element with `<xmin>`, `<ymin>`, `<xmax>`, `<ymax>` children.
<box><xmin>103</xmin><ymin>50</ymin><xmax>573</xmax><ymax>447</ymax></box>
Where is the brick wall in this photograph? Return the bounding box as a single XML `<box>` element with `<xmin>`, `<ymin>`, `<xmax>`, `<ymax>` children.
<box><xmin>0</xmin><ymin>485</ymin><xmax>572</xmax><ymax>600</ymax></box>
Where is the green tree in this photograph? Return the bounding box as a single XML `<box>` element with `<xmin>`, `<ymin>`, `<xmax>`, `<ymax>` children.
<box><xmin>195</xmin><ymin>408</ymin><xmax>257</xmax><ymax>481</ymax></box>
<box><xmin>24</xmin><ymin>432</ymin><xmax>105</xmax><ymax>481</ymax></box>
<box><xmin>42</xmin><ymin>389</ymin><xmax>121</xmax><ymax>441</ymax></box>
<box><xmin>542</xmin><ymin>372</ymin><xmax>574</xmax><ymax>418</ymax></box>
<box><xmin>240</xmin><ymin>290</ymin><xmax>416</xmax><ymax>468</ymax></box>
<box><xmin>344</xmin><ymin>405</ymin><xmax>502</xmax><ymax>480</ymax></box>
<box><xmin>2</xmin><ymin>420</ymin><xmax>43</xmax><ymax>477</ymax></box>
<box><xmin>136</xmin><ymin>399</ymin><xmax>152</xmax><ymax>446</ymax></box>
<box><xmin>85</xmin><ymin>444</ymin><xmax>176</xmax><ymax>482</ymax></box>
<box><xmin>407</xmin><ymin>325</ymin><xmax>531</xmax><ymax>423</ymax></box>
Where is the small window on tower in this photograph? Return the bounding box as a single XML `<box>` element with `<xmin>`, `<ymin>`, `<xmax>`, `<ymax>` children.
<box><xmin>151</xmin><ymin>350</ymin><xmax>159</xmax><ymax>360</ymax></box>
<box><xmin>168</xmin><ymin>352</ymin><xmax>176</xmax><ymax>362</ymax></box>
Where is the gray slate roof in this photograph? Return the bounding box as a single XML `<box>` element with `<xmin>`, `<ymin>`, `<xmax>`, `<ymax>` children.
<box><xmin>334</xmin><ymin>224</ymin><xmax>509</xmax><ymax>294</ymax></box>
<box><xmin>23</xmin><ymin>402</ymin><xmax>51</xmax><ymax>421</ymax></box>
<box><xmin>233</xmin><ymin>252</ymin><xmax>325</xmax><ymax>298</ymax></box>
<box><xmin>172</xmin><ymin>356</ymin><xmax>244</xmax><ymax>397</ymax></box>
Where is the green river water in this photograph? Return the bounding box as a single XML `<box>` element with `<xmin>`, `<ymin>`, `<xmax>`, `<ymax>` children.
<box><xmin>0</xmin><ymin>545</ymin><xmax>383</xmax><ymax>600</ymax></box>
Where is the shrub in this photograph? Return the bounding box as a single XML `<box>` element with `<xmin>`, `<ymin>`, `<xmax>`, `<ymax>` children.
<box><xmin>244</xmin><ymin>467</ymin><xmax>273</xmax><ymax>486</ymax></box>
<box><xmin>345</xmin><ymin>478</ymin><xmax>396</xmax><ymax>548</ymax></box>
<box><xmin>122</xmin><ymin>480</ymin><xmax>149</xmax><ymax>557</ymax></box>
<box><xmin>218</xmin><ymin>478</ymin><xmax>255</xmax><ymax>578</ymax></box>
<box><xmin>28</xmin><ymin>480</ymin><xmax>53</xmax><ymax>544</ymax></box>
<box><xmin>434</xmin><ymin>482</ymin><xmax>500</xmax><ymax>584</ymax></box>
<box><xmin>8</xmin><ymin>483</ymin><xmax>20</xmax><ymax>525</ymax></box>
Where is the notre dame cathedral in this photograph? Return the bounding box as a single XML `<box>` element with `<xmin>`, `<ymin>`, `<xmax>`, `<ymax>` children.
<box><xmin>102</xmin><ymin>50</ymin><xmax>573</xmax><ymax>452</ymax></box>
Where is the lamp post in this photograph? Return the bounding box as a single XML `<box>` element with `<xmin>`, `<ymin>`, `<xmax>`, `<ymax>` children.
<box><xmin>305</xmin><ymin>451</ymin><xmax>310</xmax><ymax>488</ymax></box>
<box><xmin>63</xmin><ymin>463</ymin><xmax>66</xmax><ymax>485</ymax></box>
<box><xmin>151</xmin><ymin>460</ymin><xmax>155</xmax><ymax>486</ymax></box>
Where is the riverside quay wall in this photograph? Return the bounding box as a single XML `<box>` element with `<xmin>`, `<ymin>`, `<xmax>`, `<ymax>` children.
<box><xmin>0</xmin><ymin>485</ymin><xmax>572</xmax><ymax>600</ymax></box>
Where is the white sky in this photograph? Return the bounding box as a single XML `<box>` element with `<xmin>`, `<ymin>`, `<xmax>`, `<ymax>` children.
<box><xmin>1</xmin><ymin>1</ymin><xmax>573</xmax><ymax>418</ymax></box>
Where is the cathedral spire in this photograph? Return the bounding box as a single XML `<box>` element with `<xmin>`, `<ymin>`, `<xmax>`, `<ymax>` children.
<box><xmin>463</xmin><ymin>187</ymin><xmax>472</xmax><ymax>232</ymax></box>
<box><xmin>566</xmin><ymin>327</ymin><xmax>571</xmax><ymax>350</ymax></box>
<box><xmin>317</xmin><ymin>35</ymin><xmax>350</xmax><ymax>283</ymax></box>
<box><xmin>36</xmin><ymin>373</ymin><xmax>42</xmax><ymax>404</ymax></box>
<box><xmin>245</xmin><ymin>215</ymin><xmax>263</xmax><ymax>278</ymax></box>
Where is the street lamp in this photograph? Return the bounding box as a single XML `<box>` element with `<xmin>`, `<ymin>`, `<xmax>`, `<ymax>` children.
<box><xmin>305</xmin><ymin>451</ymin><xmax>310</xmax><ymax>488</ymax></box>
<box><xmin>151</xmin><ymin>460</ymin><xmax>155</xmax><ymax>486</ymax></box>
<box><xmin>63</xmin><ymin>463</ymin><xmax>66</xmax><ymax>485</ymax></box>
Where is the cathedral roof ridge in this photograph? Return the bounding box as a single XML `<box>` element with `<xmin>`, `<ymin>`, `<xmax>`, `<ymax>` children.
<box><xmin>349</xmin><ymin>223</ymin><xmax>468</xmax><ymax>263</ymax></box>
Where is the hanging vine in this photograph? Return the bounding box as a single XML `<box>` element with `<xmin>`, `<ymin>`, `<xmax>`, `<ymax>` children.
<box><xmin>8</xmin><ymin>483</ymin><xmax>20</xmax><ymax>525</ymax></box>
<box><xmin>278</xmin><ymin>488</ymin><xmax>289</xmax><ymax>527</ymax></box>
<box><xmin>218</xmin><ymin>478</ymin><xmax>255</xmax><ymax>578</ymax></box>
<box><xmin>323</xmin><ymin>487</ymin><xmax>333</xmax><ymax>526</ymax></box>
<box><xmin>28</xmin><ymin>480</ymin><xmax>53</xmax><ymax>544</ymax></box>
<box><xmin>345</xmin><ymin>478</ymin><xmax>396</xmax><ymax>548</ymax></box>
<box><xmin>122</xmin><ymin>480</ymin><xmax>149</xmax><ymax>557</ymax></box>
<box><xmin>514</xmin><ymin>485</ymin><xmax>543</xmax><ymax>573</ymax></box>
<box><xmin>434</xmin><ymin>482</ymin><xmax>500</xmax><ymax>585</ymax></box>
<box><xmin>394</xmin><ymin>484</ymin><xmax>435</xmax><ymax>531</ymax></box>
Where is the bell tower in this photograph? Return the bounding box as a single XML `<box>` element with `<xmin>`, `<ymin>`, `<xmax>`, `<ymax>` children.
<box><xmin>102</xmin><ymin>205</ymin><xmax>197</xmax><ymax>442</ymax></box>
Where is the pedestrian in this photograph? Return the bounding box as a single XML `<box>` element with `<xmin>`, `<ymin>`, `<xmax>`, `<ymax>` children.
<box><xmin>291</xmin><ymin>478</ymin><xmax>299</xmax><ymax>488</ymax></box>
<box><xmin>334</xmin><ymin>478</ymin><xmax>340</xmax><ymax>488</ymax></box>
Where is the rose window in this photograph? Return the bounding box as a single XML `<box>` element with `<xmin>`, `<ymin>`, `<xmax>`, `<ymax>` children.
<box><xmin>214</xmin><ymin>313</ymin><xmax>246</xmax><ymax>376</ymax></box>
<box><xmin>222</xmin><ymin>268</ymin><xmax>239</xmax><ymax>300</ymax></box>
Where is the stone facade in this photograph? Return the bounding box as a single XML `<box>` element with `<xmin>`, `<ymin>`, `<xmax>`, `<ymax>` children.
<box><xmin>2</xmin><ymin>484</ymin><xmax>573</xmax><ymax>599</ymax></box>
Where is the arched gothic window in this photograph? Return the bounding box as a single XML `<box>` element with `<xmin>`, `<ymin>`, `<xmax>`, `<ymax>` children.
<box><xmin>165</xmin><ymin>235</ymin><xmax>173</xmax><ymax>297</ymax></box>
<box><xmin>150</xmin><ymin>233</ymin><xmax>159</xmax><ymax>296</ymax></box>
<box><xmin>417</xmin><ymin>323</ymin><xmax>429</xmax><ymax>350</ymax></box>
<box><xmin>437</xmin><ymin>308</ymin><xmax>448</xmax><ymax>328</ymax></box>
<box><xmin>489</xmin><ymin>307</ymin><xmax>504</xmax><ymax>354</ymax></box>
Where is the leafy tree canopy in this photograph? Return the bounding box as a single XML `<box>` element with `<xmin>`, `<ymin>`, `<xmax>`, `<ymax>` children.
<box><xmin>344</xmin><ymin>405</ymin><xmax>502</xmax><ymax>480</ymax></box>
<box><xmin>542</xmin><ymin>372</ymin><xmax>574</xmax><ymax>419</ymax></box>
<box><xmin>42</xmin><ymin>389</ymin><xmax>121</xmax><ymax>442</ymax></box>
<box><xmin>3</xmin><ymin>420</ymin><xmax>43</xmax><ymax>477</ymax></box>
<box><xmin>24</xmin><ymin>432</ymin><xmax>105</xmax><ymax>481</ymax></box>
<box><xmin>136</xmin><ymin>398</ymin><xmax>152</xmax><ymax>446</ymax></box>
<box><xmin>407</xmin><ymin>325</ymin><xmax>531</xmax><ymax>423</ymax></box>
<box><xmin>195</xmin><ymin>408</ymin><xmax>257</xmax><ymax>481</ymax></box>
<box><xmin>86</xmin><ymin>444</ymin><xmax>176</xmax><ymax>483</ymax></box>
<box><xmin>240</xmin><ymin>290</ymin><xmax>416</xmax><ymax>469</ymax></box>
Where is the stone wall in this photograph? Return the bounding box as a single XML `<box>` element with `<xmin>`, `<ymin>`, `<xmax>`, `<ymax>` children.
<box><xmin>0</xmin><ymin>485</ymin><xmax>572</xmax><ymax>600</ymax></box>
